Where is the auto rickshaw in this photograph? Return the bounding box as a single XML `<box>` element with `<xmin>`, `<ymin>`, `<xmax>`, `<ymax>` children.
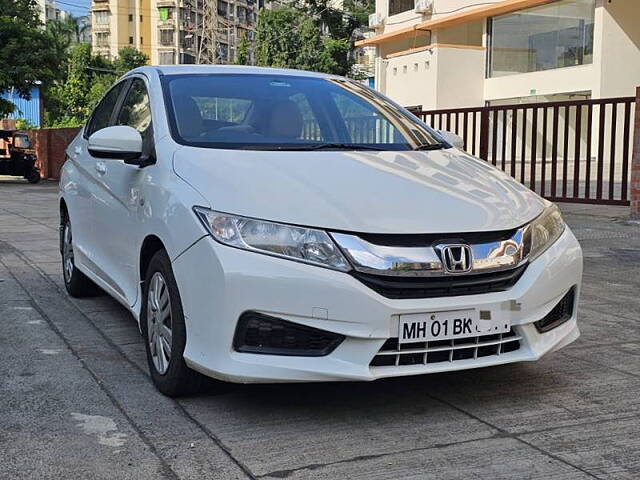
<box><xmin>0</xmin><ymin>129</ymin><xmax>40</xmax><ymax>183</ymax></box>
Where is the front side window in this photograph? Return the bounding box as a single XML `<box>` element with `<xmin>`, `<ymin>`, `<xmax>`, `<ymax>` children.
<box><xmin>86</xmin><ymin>81</ymin><xmax>126</xmax><ymax>136</ymax></box>
<box><xmin>116</xmin><ymin>78</ymin><xmax>152</xmax><ymax>139</ymax></box>
<box><xmin>162</xmin><ymin>73</ymin><xmax>440</xmax><ymax>151</ymax></box>
<box><xmin>489</xmin><ymin>0</ymin><xmax>595</xmax><ymax>78</ymax></box>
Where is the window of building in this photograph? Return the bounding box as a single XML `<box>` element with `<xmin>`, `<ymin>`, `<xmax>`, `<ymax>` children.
<box><xmin>217</xmin><ymin>42</ymin><xmax>229</xmax><ymax>62</ymax></box>
<box><xmin>217</xmin><ymin>0</ymin><xmax>228</xmax><ymax>17</ymax></box>
<box><xmin>181</xmin><ymin>31</ymin><xmax>195</xmax><ymax>49</ymax></box>
<box><xmin>140</xmin><ymin>36</ymin><xmax>143</xmax><ymax>44</ymax></box>
<box><xmin>128</xmin><ymin>13</ymin><xmax>133</xmax><ymax>21</ymax></box>
<box><xmin>95</xmin><ymin>11</ymin><xmax>108</xmax><ymax>25</ymax></box>
<box><xmin>140</xmin><ymin>14</ymin><xmax>143</xmax><ymax>22</ymax></box>
<box><xmin>160</xmin><ymin>29</ymin><xmax>174</xmax><ymax>46</ymax></box>
<box><xmin>389</xmin><ymin>0</ymin><xmax>413</xmax><ymax>17</ymax></box>
<box><xmin>159</xmin><ymin>51</ymin><xmax>175</xmax><ymax>64</ymax></box>
<box><xmin>488</xmin><ymin>0</ymin><xmax>595</xmax><ymax>78</ymax></box>
<box><xmin>237</xmin><ymin>6</ymin><xmax>247</xmax><ymax>23</ymax></box>
<box><xmin>95</xmin><ymin>32</ymin><xmax>110</xmax><ymax>46</ymax></box>
<box><xmin>129</xmin><ymin>36</ymin><xmax>134</xmax><ymax>44</ymax></box>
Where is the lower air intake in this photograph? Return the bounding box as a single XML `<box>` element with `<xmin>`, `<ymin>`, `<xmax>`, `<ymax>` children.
<box><xmin>535</xmin><ymin>287</ymin><xmax>575</xmax><ymax>333</ymax></box>
<box><xmin>233</xmin><ymin>312</ymin><xmax>344</xmax><ymax>357</ymax></box>
<box><xmin>370</xmin><ymin>328</ymin><xmax>521</xmax><ymax>367</ymax></box>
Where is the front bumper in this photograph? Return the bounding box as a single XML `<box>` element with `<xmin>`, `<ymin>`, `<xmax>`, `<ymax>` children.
<box><xmin>172</xmin><ymin>228</ymin><xmax>582</xmax><ymax>383</ymax></box>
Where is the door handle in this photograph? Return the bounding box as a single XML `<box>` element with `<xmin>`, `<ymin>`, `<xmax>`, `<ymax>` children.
<box><xmin>95</xmin><ymin>161</ymin><xmax>107</xmax><ymax>175</ymax></box>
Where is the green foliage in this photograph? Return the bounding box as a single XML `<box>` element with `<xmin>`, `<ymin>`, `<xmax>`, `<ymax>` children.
<box><xmin>254</xmin><ymin>1</ymin><xmax>372</xmax><ymax>77</ymax></box>
<box><xmin>43</xmin><ymin>44</ymin><xmax>149</xmax><ymax>128</ymax></box>
<box><xmin>0</xmin><ymin>0</ymin><xmax>59</xmax><ymax>116</ymax></box>
<box><xmin>235</xmin><ymin>33</ymin><xmax>250</xmax><ymax>65</ymax></box>
<box><xmin>15</xmin><ymin>118</ymin><xmax>38</xmax><ymax>130</ymax></box>
<box><xmin>114</xmin><ymin>47</ymin><xmax>149</xmax><ymax>72</ymax></box>
<box><xmin>255</xmin><ymin>7</ymin><xmax>336</xmax><ymax>74</ymax></box>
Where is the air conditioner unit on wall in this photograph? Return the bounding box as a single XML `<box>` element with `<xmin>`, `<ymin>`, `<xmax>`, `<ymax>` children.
<box><xmin>368</xmin><ymin>12</ymin><xmax>384</xmax><ymax>29</ymax></box>
<box><xmin>414</xmin><ymin>0</ymin><xmax>433</xmax><ymax>14</ymax></box>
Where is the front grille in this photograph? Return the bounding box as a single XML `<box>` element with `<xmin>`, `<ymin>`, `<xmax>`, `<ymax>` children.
<box><xmin>370</xmin><ymin>328</ymin><xmax>522</xmax><ymax>367</ymax></box>
<box><xmin>353</xmin><ymin>264</ymin><xmax>527</xmax><ymax>300</ymax></box>
<box><xmin>233</xmin><ymin>312</ymin><xmax>344</xmax><ymax>357</ymax></box>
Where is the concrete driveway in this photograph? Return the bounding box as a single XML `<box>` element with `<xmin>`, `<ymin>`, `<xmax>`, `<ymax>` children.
<box><xmin>1</xmin><ymin>178</ymin><xmax>639</xmax><ymax>479</ymax></box>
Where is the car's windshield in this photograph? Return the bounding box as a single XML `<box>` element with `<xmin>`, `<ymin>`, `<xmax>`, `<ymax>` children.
<box><xmin>162</xmin><ymin>73</ymin><xmax>441</xmax><ymax>151</ymax></box>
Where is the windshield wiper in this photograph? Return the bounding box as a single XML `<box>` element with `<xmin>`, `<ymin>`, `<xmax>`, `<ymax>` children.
<box><xmin>413</xmin><ymin>143</ymin><xmax>447</xmax><ymax>151</ymax></box>
<box><xmin>273</xmin><ymin>143</ymin><xmax>387</xmax><ymax>151</ymax></box>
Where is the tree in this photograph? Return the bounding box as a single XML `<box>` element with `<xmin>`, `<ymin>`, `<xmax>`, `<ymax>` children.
<box><xmin>114</xmin><ymin>47</ymin><xmax>149</xmax><ymax>73</ymax></box>
<box><xmin>0</xmin><ymin>0</ymin><xmax>59</xmax><ymax>116</ymax></box>
<box><xmin>254</xmin><ymin>2</ymin><xmax>372</xmax><ymax>77</ymax></box>
<box><xmin>235</xmin><ymin>33</ymin><xmax>250</xmax><ymax>65</ymax></box>
<box><xmin>43</xmin><ymin>44</ymin><xmax>148</xmax><ymax>127</ymax></box>
<box><xmin>255</xmin><ymin>6</ymin><xmax>336</xmax><ymax>73</ymax></box>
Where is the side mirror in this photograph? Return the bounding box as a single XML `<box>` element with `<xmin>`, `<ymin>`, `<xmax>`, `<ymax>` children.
<box><xmin>88</xmin><ymin>126</ymin><xmax>142</xmax><ymax>162</ymax></box>
<box><xmin>438</xmin><ymin>130</ymin><xmax>464</xmax><ymax>150</ymax></box>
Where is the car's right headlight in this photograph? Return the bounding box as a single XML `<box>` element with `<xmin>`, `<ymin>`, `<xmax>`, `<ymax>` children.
<box><xmin>525</xmin><ymin>204</ymin><xmax>566</xmax><ymax>262</ymax></box>
<box><xmin>194</xmin><ymin>207</ymin><xmax>351</xmax><ymax>272</ymax></box>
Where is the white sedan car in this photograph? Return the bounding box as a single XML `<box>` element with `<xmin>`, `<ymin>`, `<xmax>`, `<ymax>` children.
<box><xmin>60</xmin><ymin>66</ymin><xmax>582</xmax><ymax>396</ymax></box>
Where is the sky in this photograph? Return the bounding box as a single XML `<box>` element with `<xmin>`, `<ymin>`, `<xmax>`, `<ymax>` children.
<box><xmin>55</xmin><ymin>0</ymin><xmax>91</xmax><ymax>17</ymax></box>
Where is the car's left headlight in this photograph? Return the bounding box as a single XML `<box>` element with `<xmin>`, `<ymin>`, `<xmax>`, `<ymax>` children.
<box><xmin>194</xmin><ymin>207</ymin><xmax>351</xmax><ymax>272</ymax></box>
<box><xmin>526</xmin><ymin>204</ymin><xmax>566</xmax><ymax>262</ymax></box>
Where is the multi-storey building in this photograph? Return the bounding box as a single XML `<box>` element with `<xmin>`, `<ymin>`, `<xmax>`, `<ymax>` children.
<box><xmin>90</xmin><ymin>0</ymin><xmax>258</xmax><ymax>65</ymax></box>
<box><xmin>36</xmin><ymin>0</ymin><xmax>67</xmax><ymax>24</ymax></box>
<box><xmin>357</xmin><ymin>0</ymin><xmax>640</xmax><ymax>110</ymax></box>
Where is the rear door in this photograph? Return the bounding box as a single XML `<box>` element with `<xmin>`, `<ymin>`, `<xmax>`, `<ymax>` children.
<box><xmin>90</xmin><ymin>76</ymin><xmax>154</xmax><ymax>306</ymax></box>
<box><xmin>67</xmin><ymin>81</ymin><xmax>127</xmax><ymax>276</ymax></box>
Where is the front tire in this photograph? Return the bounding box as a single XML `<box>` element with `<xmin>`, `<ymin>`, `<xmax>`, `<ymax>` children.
<box><xmin>60</xmin><ymin>216</ymin><xmax>100</xmax><ymax>297</ymax></box>
<box><xmin>141</xmin><ymin>250</ymin><xmax>206</xmax><ymax>397</ymax></box>
<box><xmin>26</xmin><ymin>168</ymin><xmax>41</xmax><ymax>184</ymax></box>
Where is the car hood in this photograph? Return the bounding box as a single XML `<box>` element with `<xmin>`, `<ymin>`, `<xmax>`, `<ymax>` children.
<box><xmin>173</xmin><ymin>146</ymin><xmax>546</xmax><ymax>234</ymax></box>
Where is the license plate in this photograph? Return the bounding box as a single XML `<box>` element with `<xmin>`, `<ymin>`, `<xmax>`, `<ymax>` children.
<box><xmin>399</xmin><ymin>310</ymin><xmax>509</xmax><ymax>343</ymax></box>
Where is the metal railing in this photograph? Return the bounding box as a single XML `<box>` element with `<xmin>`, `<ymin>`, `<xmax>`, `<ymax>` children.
<box><xmin>415</xmin><ymin>97</ymin><xmax>637</xmax><ymax>205</ymax></box>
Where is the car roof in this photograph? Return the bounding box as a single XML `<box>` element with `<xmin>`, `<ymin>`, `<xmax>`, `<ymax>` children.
<box><xmin>127</xmin><ymin>65</ymin><xmax>340</xmax><ymax>80</ymax></box>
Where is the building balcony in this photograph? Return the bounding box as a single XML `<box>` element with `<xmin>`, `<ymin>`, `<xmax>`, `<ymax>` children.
<box><xmin>157</xmin><ymin>0</ymin><xmax>177</xmax><ymax>6</ymax></box>
<box><xmin>92</xmin><ymin>3</ymin><xmax>109</xmax><ymax>11</ymax></box>
<box><xmin>157</xmin><ymin>19</ymin><xmax>176</xmax><ymax>29</ymax></box>
<box><xmin>92</xmin><ymin>23</ymin><xmax>110</xmax><ymax>31</ymax></box>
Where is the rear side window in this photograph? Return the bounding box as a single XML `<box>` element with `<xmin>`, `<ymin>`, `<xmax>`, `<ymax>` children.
<box><xmin>86</xmin><ymin>82</ymin><xmax>126</xmax><ymax>137</ymax></box>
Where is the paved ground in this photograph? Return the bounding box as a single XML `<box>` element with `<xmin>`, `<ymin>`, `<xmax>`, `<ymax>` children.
<box><xmin>1</xmin><ymin>177</ymin><xmax>639</xmax><ymax>480</ymax></box>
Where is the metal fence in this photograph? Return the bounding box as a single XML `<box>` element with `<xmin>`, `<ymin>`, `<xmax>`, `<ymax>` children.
<box><xmin>416</xmin><ymin>97</ymin><xmax>637</xmax><ymax>205</ymax></box>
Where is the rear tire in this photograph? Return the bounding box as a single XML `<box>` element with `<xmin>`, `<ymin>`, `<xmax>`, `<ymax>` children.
<box><xmin>60</xmin><ymin>215</ymin><xmax>100</xmax><ymax>297</ymax></box>
<box><xmin>141</xmin><ymin>249</ymin><xmax>208</xmax><ymax>397</ymax></box>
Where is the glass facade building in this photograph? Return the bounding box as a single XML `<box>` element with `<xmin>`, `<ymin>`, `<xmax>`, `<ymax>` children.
<box><xmin>488</xmin><ymin>0</ymin><xmax>595</xmax><ymax>78</ymax></box>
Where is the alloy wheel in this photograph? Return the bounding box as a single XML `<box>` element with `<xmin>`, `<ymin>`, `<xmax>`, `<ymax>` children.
<box><xmin>147</xmin><ymin>272</ymin><xmax>173</xmax><ymax>375</ymax></box>
<box><xmin>62</xmin><ymin>222</ymin><xmax>74</xmax><ymax>283</ymax></box>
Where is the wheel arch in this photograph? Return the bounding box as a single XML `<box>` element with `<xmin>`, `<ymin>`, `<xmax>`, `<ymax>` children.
<box><xmin>140</xmin><ymin>235</ymin><xmax>167</xmax><ymax>285</ymax></box>
<box><xmin>60</xmin><ymin>198</ymin><xmax>68</xmax><ymax>219</ymax></box>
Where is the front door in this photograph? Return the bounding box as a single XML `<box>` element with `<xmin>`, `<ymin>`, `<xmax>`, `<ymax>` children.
<box><xmin>90</xmin><ymin>76</ymin><xmax>154</xmax><ymax>306</ymax></box>
<box><xmin>69</xmin><ymin>81</ymin><xmax>127</xmax><ymax>280</ymax></box>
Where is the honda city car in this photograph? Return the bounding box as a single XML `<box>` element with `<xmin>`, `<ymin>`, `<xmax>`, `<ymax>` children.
<box><xmin>59</xmin><ymin>66</ymin><xmax>582</xmax><ymax>396</ymax></box>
